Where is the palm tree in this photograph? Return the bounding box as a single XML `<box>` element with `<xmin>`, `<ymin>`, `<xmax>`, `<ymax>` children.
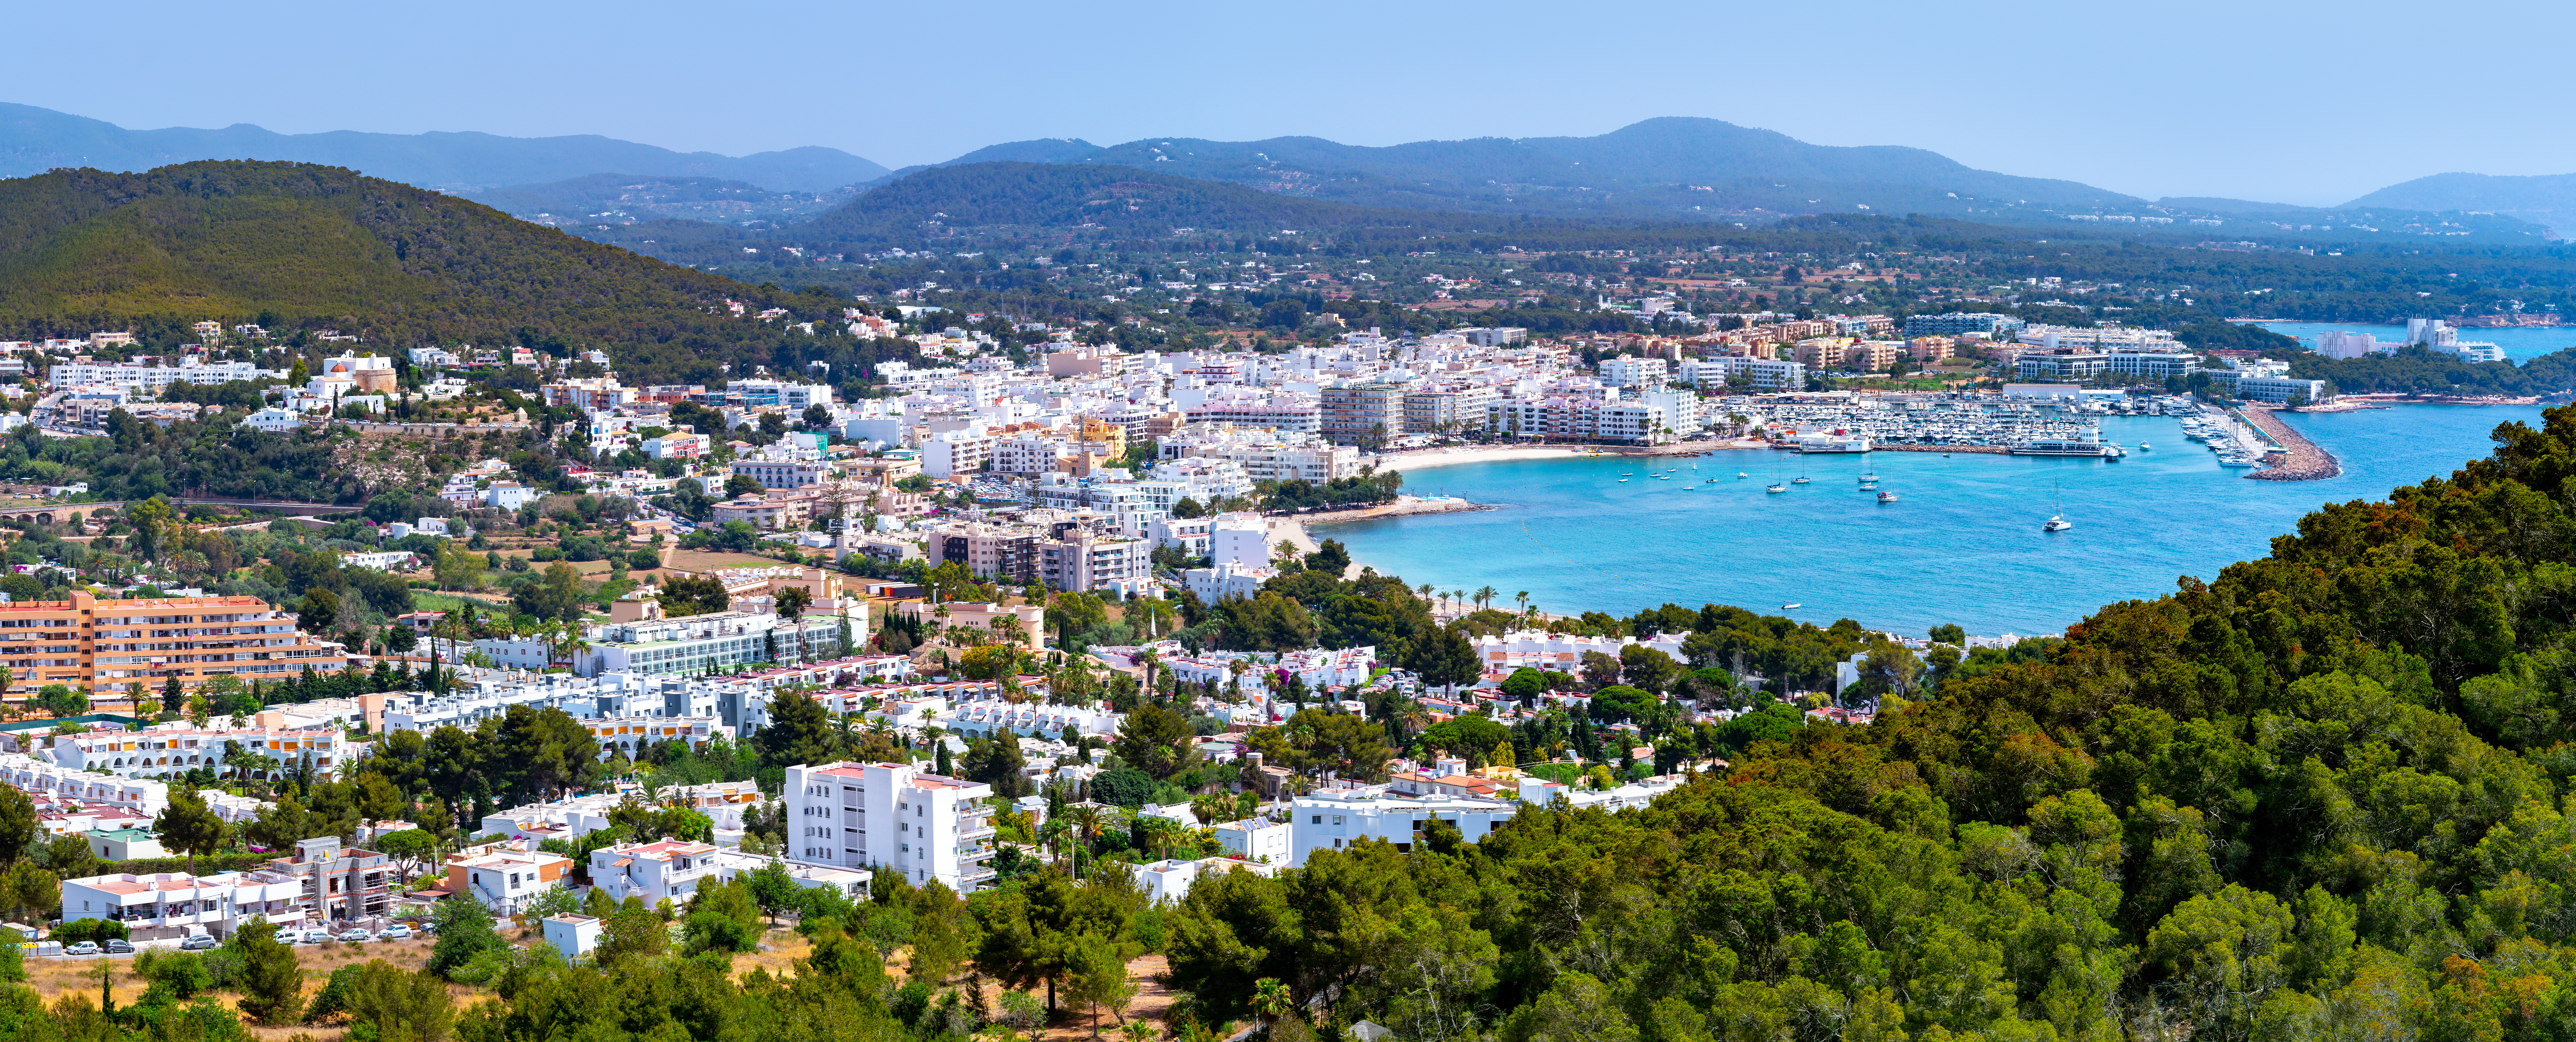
<box><xmin>1475</xmin><ymin>585</ymin><xmax>1497</xmax><ymax>611</ymax></box>
<box><xmin>1514</xmin><ymin>591</ymin><xmax>1530</xmax><ymax>616</ymax></box>
<box><xmin>1135</xmin><ymin>648</ymin><xmax>1160</xmax><ymax>695</ymax></box>
<box><xmin>1251</xmin><ymin>979</ymin><xmax>1293</xmax><ymax>1030</ymax></box>
<box><xmin>1068</xmin><ymin>805</ymin><xmax>1105</xmax><ymax>865</ymax></box>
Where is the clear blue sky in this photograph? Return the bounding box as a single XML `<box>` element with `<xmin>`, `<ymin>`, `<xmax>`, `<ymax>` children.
<box><xmin>15</xmin><ymin>0</ymin><xmax>2571</xmax><ymax>206</ymax></box>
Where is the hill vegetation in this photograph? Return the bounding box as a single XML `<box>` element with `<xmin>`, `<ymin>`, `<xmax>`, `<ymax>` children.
<box><xmin>461</xmin><ymin>173</ymin><xmax>860</xmax><ymax>227</ymax></box>
<box><xmin>0</xmin><ymin>160</ymin><xmax>915</xmax><ymax>387</ymax></box>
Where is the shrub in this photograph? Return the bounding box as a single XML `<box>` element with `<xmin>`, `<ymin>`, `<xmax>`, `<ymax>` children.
<box><xmin>54</xmin><ymin>918</ymin><xmax>129</xmax><ymax>944</ymax></box>
<box><xmin>628</xmin><ymin>549</ymin><xmax>661</xmax><ymax>570</ymax></box>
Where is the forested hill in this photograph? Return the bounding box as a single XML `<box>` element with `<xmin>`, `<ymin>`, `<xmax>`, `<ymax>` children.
<box><xmin>0</xmin><ymin>160</ymin><xmax>901</xmax><ymax>385</ymax></box>
<box><xmin>795</xmin><ymin>161</ymin><xmax>1556</xmax><ymax>244</ymax></box>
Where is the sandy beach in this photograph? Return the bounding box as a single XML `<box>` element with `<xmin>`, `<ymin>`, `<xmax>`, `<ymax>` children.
<box><xmin>1375</xmin><ymin>445</ymin><xmax>1585</xmax><ymax>472</ymax></box>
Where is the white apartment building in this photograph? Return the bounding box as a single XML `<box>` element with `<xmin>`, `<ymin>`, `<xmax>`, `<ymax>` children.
<box><xmin>922</xmin><ymin>430</ymin><xmax>994</xmax><ymax>478</ymax></box>
<box><xmin>1185</xmin><ymin>561</ymin><xmax>1276</xmax><ymax>603</ymax></box>
<box><xmin>780</xmin><ymin>761</ymin><xmax>998</xmax><ymax>891</ymax></box>
<box><xmin>991</xmin><ymin>434</ymin><xmax>1074</xmax><ymax>475</ymax></box>
<box><xmin>238</xmin><ymin>407</ymin><xmax>305</xmax><ymax>433</ymax></box>
<box><xmin>48</xmin><ymin>358</ymin><xmax>275</xmax><ymax>394</ymax></box>
<box><xmin>730</xmin><ymin>458</ymin><xmax>832</xmax><ymax>489</ymax></box>
<box><xmin>1287</xmin><ymin>791</ymin><xmax>1520</xmax><ymax>867</ymax></box>
<box><xmin>1138</xmin><ymin>855</ymin><xmax>1281</xmax><ymax>903</ymax></box>
<box><xmin>1160</xmin><ymin>429</ymin><xmax>1360</xmax><ymax>483</ymax></box>
<box><xmin>1150</xmin><ymin>515</ymin><xmax>1214</xmax><ymax>556</ymax></box>
<box><xmin>939</xmin><ymin>698</ymin><xmax>1123</xmax><ymax>740</ymax></box>
<box><xmin>0</xmin><ymin>753</ymin><xmax>168</xmax><ymax>812</ymax></box>
<box><xmin>1208</xmin><ymin>513</ymin><xmax>1270</xmax><ymax>568</ymax></box>
<box><xmin>50</xmin><ymin>724</ymin><xmax>353</xmax><ymax>780</ymax></box>
<box><xmin>578</xmin><ymin>610</ymin><xmax>847</xmax><ymax>677</ymax></box>
<box><xmin>589</xmin><ymin>837</ymin><xmax>723</xmax><ymax>904</ymax></box>
<box><xmin>60</xmin><ymin>869</ymin><xmax>307</xmax><ymax>941</ymax></box>
<box><xmin>1598</xmin><ymin>355</ymin><xmax>1670</xmax><ymax>387</ymax></box>
<box><xmin>1214</xmin><ymin>816</ymin><xmax>1292</xmax><ymax>864</ymax></box>
<box><xmin>1679</xmin><ymin>355</ymin><xmax>1807</xmax><ymax>394</ymax></box>
<box><xmin>453</xmin><ymin>846</ymin><xmax>573</xmax><ymax>914</ymax></box>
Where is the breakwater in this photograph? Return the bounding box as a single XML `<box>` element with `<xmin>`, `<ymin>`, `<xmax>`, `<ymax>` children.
<box><xmin>2240</xmin><ymin>407</ymin><xmax>2342</xmax><ymax>481</ymax></box>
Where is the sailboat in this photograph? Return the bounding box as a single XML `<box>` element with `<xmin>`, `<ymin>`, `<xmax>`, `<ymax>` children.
<box><xmin>1767</xmin><ymin>459</ymin><xmax>1789</xmax><ymax>494</ymax></box>
<box><xmin>2043</xmin><ymin>479</ymin><xmax>2073</xmax><ymax>531</ymax></box>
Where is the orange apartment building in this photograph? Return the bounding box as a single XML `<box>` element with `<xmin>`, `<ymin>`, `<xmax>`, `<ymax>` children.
<box><xmin>0</xmin><ymin>592</ymin><xmax>345</xmax><ymax>700</ymax></box>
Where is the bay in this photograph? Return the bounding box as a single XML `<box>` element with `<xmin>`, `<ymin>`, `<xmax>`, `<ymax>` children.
<box><xmin>1327</xmin><ymin>405</ymin><xmax>2544</xmax><ymax>639</ymax></box>
<box><xmin>2259</xmin><ymin>320</ymin><xmax>2576</xmax><ymax>364</ymax></box>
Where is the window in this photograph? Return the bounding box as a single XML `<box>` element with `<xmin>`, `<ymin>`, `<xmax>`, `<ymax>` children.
<box><xmin>1312</xmin><ymin>815</ymin><xmax>1322</xmax><ymax>824</ymax></box>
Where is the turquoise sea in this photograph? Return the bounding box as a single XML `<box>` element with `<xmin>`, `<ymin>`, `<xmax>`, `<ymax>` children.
<box><xmin>1328</xmin><ymin>406</ymin><xmax>2545</xmax><ymax>638</ymax></box>
<box><xmin>2260</xmin><ymin>320</ymin><xmax>2576</xmax><ymax>363</ymax></box>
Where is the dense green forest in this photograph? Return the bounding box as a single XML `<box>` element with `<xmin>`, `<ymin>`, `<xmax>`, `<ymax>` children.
<box><xmin>0</xmin><ymin>161</ymin><xmax>902</xmax><ymax>387</ymax></box>
<box><xmin>2289</xmin><ymin>344</ymin><xmax>2576</xmax><ymax>397</ymax></box>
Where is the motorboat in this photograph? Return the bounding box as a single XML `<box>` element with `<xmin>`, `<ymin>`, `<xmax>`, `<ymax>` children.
<box><xmin>1782</xmin><ymin>603</ymin><xmax>1802</xmax><ymax>609</ymax></box>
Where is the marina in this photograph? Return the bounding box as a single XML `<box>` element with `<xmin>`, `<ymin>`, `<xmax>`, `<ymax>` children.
<box><xmin>1333</xmin><ymin>404</ymin><xmax>2544</xmax><ymax>636</ymax></box>
<box><xmin>1739</xmin><ymin>393</ymin><xmax>2346</xmax><ymax>477</ymax></box>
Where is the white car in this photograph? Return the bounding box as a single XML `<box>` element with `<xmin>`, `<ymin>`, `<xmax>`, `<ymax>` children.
<box><xmin>61</xmin><ymin>941</ymin><xmax>99</xmax><ymax>956</ymax></box>
<box><xmin>299</xmin><ymin>929</ymin><xmax>332</xmax><ymax>945</ymax></box>
<box><xmin>338</xmin><ymin>928</ymin><xmax>372</xmax><ymax>943</ymax></box>
<box><xmin>377</xmin><ymin>925</ymin><xmax>413</xmax><ymax>940</ymax></box>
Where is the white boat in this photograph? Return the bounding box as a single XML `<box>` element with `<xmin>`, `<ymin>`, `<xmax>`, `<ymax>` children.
<box><xmin>1737</xmin><ymin>471</ymin><xmax>1748</xmax><ymax>479</ymax></box>
<box><xmin>2044</xmin><ymin>515</ymin><xmax>2073</xmax><ymax>532</ymax></box>
<box><xmin>1877</xmin><ymin>491</ymin><xmax>1899</xmax><ymax>503</ymax></box>
<box><xmin>1766</xmin><ymin>483</ymin><xmax>1788</xmax><ymax>493</ymax></box>
<box><xmin>2140</xmin><ymin>442</ymin><xmax>2151</xmax><ymax>450</ymax></box>
<box><xmin>1782</xmin><ymin>603</ymin><xmax>1802</xmax><ymax>609</ymax></box>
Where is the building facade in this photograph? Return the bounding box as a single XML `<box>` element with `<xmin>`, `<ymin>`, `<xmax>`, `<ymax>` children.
<box><xmin>781</xmin><ymin>761</ymin><xmax>999</xmax><ymax>891</ymax></box>
<box><xmin>0</xmin><ymin>593</ymin><xmax>342</xmax><ymax>700</ymax></box>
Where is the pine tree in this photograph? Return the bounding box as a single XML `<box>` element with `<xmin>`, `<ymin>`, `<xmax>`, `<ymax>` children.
<box><xmin>233</xmin><ymin>920</ymin><xmax>304</xmax><ymax>1024</ymax></box>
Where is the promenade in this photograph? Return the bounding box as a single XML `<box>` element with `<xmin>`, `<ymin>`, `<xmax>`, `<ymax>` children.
<box><xmin>2241</xmin><ymin>407</ymin><xmax>2342</xmax><ymax>481</ymax></box>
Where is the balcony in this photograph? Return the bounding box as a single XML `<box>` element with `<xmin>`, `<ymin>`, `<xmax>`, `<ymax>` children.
<box><xmin>957</xmin><ymin>864</ymin><xmax>998</xmax><ymax>886</ymax></box>
<box><xmin>958</xmin><ymin>824</ymin><xmax>996</xmax><ymax>842</ymax></box>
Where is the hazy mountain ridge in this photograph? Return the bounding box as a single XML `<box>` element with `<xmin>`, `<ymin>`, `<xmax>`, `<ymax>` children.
<box><xmin>2345</xmin><ymin>172</ymin><xmax>2576</xmax><ymax>233</ymax></box>
<box><xmin>0</xmin><ymin>103</ymin><xmax>888</xmax><ymax>193</ymax></box>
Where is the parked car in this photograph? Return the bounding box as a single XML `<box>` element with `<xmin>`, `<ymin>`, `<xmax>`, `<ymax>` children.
<box><xmin>179</xmin><ymin>935</ymin><xmax>220</xmax><ymax>951</ymax></box>
<box><xmin>377</xmin><ymin>925</ymin><xmax>413</xmax><ymax>940</ymax></box>
<box><xmin>61</xmin><ymin>941</ymin><xmax>99</xmax><ymax>956</ymax></box>
<box><xmin>103</xmin><ymin>940</ymin><xmax>134</xmax><ymax>954</ymax></box>
<box><xmin>338</xmin><ymin>929</ymin><xmax>372</xmax><ymax>943</ymax></box>
<box><xmin>299</xmin><ymin>929</ymin><xmax>332</xmax><ymax>945</ymax></box>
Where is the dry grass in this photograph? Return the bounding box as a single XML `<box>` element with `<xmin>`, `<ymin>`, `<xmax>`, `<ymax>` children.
<box><xmin>20</xmin><ymin>931</ymin><xmax>1200</xmax><ymax>1042</ymax></box>
<box><xmin>659</xmin><ymin>549</ymin><xmax>793</xmax><ymax>574</ymax></box>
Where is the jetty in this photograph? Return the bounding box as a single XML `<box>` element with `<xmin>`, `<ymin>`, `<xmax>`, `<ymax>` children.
<box><xmin>2239</xmin><ymin>406</ymin><xmax>2341</xmax><ymax>481</ymax></box>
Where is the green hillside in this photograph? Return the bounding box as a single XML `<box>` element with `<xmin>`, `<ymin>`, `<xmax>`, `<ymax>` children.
<box><xmin>0</xmin><ymin>161</ymin><xmax>911</xmax><ymax>387</ymax></box>
<box><xmin>794</xmin><ymin>161</ymin><xmax>1466</xmax><ymax>243</ymax></box>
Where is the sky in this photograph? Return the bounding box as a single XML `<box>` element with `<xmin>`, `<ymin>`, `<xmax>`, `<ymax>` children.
<box><xmin>14</xmin><ymin>0</ymin><xmax>2575</xmax><ymax>206</ymax></box>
